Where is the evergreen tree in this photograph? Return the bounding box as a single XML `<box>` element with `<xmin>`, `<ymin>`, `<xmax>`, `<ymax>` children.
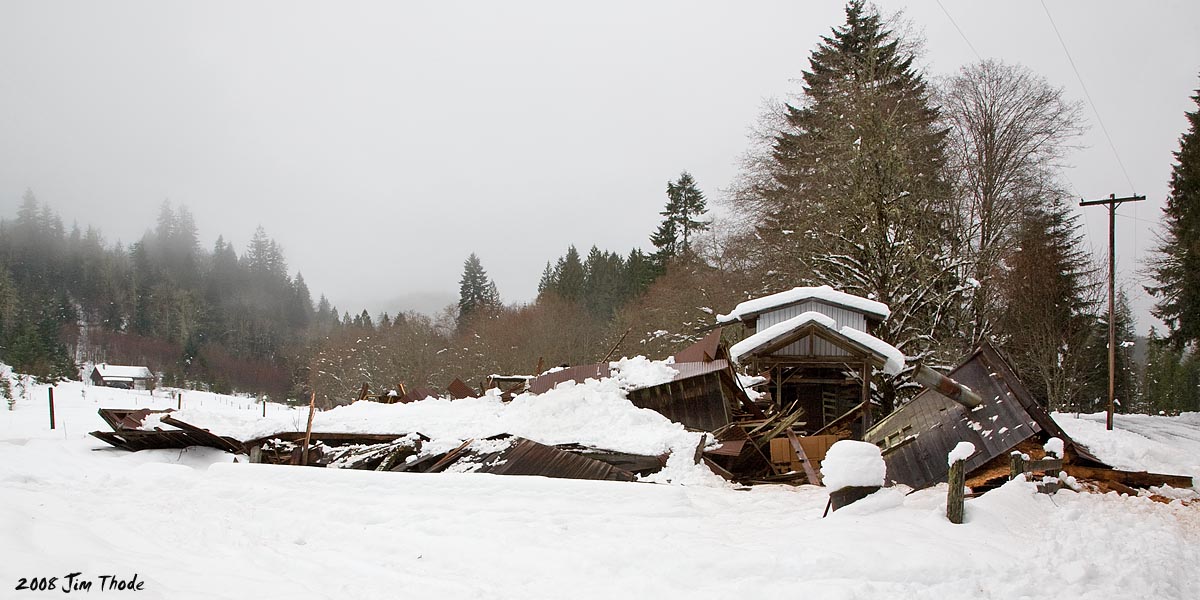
<box><xmin>996</xmin><ymin>200</ymin><xmax>1099</xmax><ymax>411</ymax></box>
<box><xmin>551</xmin><ymin>246</ymin><xmax>586</xmax><ymax>302</ymax></box>
<box><xmin>1147</xmin><ymin>81</ymin><xmax>1200</xmax><ymax>349</ymax></box>
<box><xmin>537</xmin><ymin>261</ymin><xmax>555</xmax><ymax>297</ymax></box>
<box><xmin>649</xmin><ymin>214</ymin><xmax>678</xmax><ymax>262</ymax></box>
<box><xmin>1142</xmin><ymin>329</ymin><xmax>1200</xmax><ymax>414</ymax></box>
<box><xmin>651</xmin><ymin>171</ymin><xmax>709</xmax><ymax>263</ymax></box>
<box><xmin>1076</xmin><ymin>291</ymin><xmax>1139</xmax><ymax>413</ymax></box>
<box><xmin>664</xmin><ymin>171</ymin><xmax>709</xmax><ymax>256</ymax></box>
<box><xmin>457</xmin><ymin>253</ymin><xmax>500</xmax><ymax>327</ymax></box>
<box><xmin>740</xmin><ymin>0</ymin><xmax>955</xmax><ymax>408</ymax></box>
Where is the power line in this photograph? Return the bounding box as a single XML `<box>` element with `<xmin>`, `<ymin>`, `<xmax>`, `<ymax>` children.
<box><xmin>1115</xmin><ymin>212</ymin><xmax>1159</xmax><ymax>226</ymax></box>
<box><xmin>1039</xmin><ymin>0</ymin><xmax>1137</xmax><ymax>194</ymax></box>
<box><xmin>936</xmin><ymin>0</ymin><xmax>981</xmax><ymax>61</ymax></box>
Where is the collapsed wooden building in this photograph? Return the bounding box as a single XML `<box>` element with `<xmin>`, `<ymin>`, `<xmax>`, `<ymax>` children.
<box><xmin>865</xmin><ymin>344</ymin><xmax>1192</xmax><ymax>492</ymax></box>
<box><xmin>88</xmin><ymin>285</ymin><xmax>1192</xmax><ymax>493</ymax></box>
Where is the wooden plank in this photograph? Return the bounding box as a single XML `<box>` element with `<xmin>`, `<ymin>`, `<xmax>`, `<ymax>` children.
<box><xmin>1065</xmin><ymin>465</ymin><xmax>1193</xmax><ymax>490</ymax></box>
<box><xmin>701</xmin><ymin>456</ymin><xmax>736</xmax><ymax>481</ymax></box>
<box><xmin>425</xmin><ymin>439</ymin><xmax>475</xmax><ymax>473</ymax></box>
<box><xmin>1025</xmin><ymin>458</ymin><xmax>1063</xmax><ymax>472</ymax></box>
<box><xmin>159</xmin><ymin>415</ymin><xmax>243</xmax><ymax>453</ymax></box>
<box><xmin>786</xmin><ymin>429</ymin><xmax>822</xmax><ymax>486</ymax></box>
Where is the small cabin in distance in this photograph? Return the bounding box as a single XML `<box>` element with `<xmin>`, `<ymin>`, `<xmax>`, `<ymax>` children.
<box><xmin>718</xmin><ymin>286</ymin><xmax>903</xmax><ymax>436</ymax></box>
<box><xmin>90</xmin><ymin>364</ymin><xmax>156</xmax><ymax>390</ymax></box>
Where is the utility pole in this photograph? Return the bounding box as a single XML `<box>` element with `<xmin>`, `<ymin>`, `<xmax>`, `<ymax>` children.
<box><xmin>1079</xmin><ymin>193</ymin><xmax>1146</xmax><ymax>431</ymax></box>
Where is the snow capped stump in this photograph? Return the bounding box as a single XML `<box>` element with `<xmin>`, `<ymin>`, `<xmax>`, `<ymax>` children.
<box><xmin>947</xmin><ymin>441</ymin><xmax>976</xmax><ymax>466</ymax></box>
<box><xmin>821</xmin><ymin>440</ymin><xmax>886</xmax><ymax>512</ymax></box>
<box><xmin>946</xmin><ymin>442</ymin><xmax>975</xmax><ymax>524</ymax></box>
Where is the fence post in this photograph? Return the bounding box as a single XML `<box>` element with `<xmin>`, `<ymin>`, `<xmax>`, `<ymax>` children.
<box><xmin>947</xmin><ymin>458</ymin><xmax>966</xmax><ymax>524</ymax></box>
<box><xmin>48</xmin><ymin>387</ymin><xmax>56</xmax><ymax>430</ymax></box>
<box><xmin>300</xmin><ymin>392</ymin><xmax>316</xmax><ymax>466</ymax></box>
<box><xmin>1009</xmin><ymin>452</ymin><xmax>1027</xmax><ymax>480</ymax></box>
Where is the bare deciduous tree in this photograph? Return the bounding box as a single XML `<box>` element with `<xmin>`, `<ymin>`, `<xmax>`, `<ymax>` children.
<box><xmin>940</xmin><ymin>60</ymin><xmax>1085</xmax><ymax>348</ymax></box>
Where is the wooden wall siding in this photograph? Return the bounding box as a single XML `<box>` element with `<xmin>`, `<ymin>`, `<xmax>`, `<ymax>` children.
<box><xmin>627</xmin><ymin>371</ymin><xmax>732</xmax><ymax>431</ymax></box>
<box><xmin>758</xmin><ymin>301</ymin><xmax>867</xmax><ymax>357</ymax></box>
<box><xmin>864</xmin><ymin>349</ymin><xmax>1052</xmax><ymax>490</ymax></box>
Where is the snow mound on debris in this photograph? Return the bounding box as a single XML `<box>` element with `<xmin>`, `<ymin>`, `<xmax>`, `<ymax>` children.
<box><xmin>171</xmin><ymin>376</ymin><xmax>724</xmax><ymax>486</ymax></box>
<box><xmin>1054</xmin><ymin>412</ymin><xmax>1200</xmax><ymax>486</ymax></box>
<box><xmin>609</xmin><ymin>355</ymin><xmax>678</xmax><ymax>389</ymax></box>
<box><xmin>821</xmin><ymin>440</ymin><xmax>886</xmax><ymax>490</ymax></box>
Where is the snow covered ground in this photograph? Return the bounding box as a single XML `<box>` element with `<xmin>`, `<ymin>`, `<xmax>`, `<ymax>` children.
<box><xmin>2</xmin><ymin>378</ymin><xmax>1199</xmax><ymax>599</ymax></box>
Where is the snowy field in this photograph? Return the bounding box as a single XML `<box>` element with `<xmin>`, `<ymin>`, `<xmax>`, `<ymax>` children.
<box><xmin>2</xmin><ymin>378</ymin><xmax>1199</xmax><ymax>599</ymax></box>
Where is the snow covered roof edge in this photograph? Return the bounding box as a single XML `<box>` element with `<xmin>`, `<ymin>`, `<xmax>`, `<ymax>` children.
<box><xmin>716</xmin><ymin>285</ymin><xmax>890</xmax><ymax>324</ymax></box>
<box><xmin>93</xmin><ymin>364</ymin><xmax>155</xmax><ymax>379</ymax></box>
<box><xmin>729</xmin><ymin>311</ymin><xmax>904</xmax><ymax>375</ymax></box>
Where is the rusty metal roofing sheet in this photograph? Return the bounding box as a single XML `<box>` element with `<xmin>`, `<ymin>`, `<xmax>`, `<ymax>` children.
<box><xmin>673</xmin><ymin>329</ymin><xmax>724</xmax><ymax>363</ymax></box>
<box><xmin>446</xmin><ymin>378</ymin><xmax>476</xmax><ymax>399</ymax></box>
<box><xmin>527</xmin><ymin>363</ymin><xmax>611</xmax><ymax>394</ymax></box>
<box><xmin>453</xmin><ymin>436</ymin><xmax>637</xmax><ymax>482</ymax></box>
<box><xmin>704</xmin><ymin>438</ymin><xmax>747</xmax><ymax>457</ymax></box>
<box><xmin>627</xmin><ymin>362</ymin><xmax>734</xmax><ymax>431</ymax></box>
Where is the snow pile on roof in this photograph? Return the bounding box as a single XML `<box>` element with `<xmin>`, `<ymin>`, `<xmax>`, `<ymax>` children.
<box><xmin>737</xmin><ymin>373</ymin><xmax>768</xmax><ymax>402</ymax></box>
<box><xmin>821</xmin><ymin>440</ymin><xmax>886</xmax><ymax>490</ymax></box>
<box><xmin>136</xmin><ymin>412</ymin><xmax>179</xmax><ymax>432</ymax></box>
<box><xmin>93</xmin><ymin>364</ymin><xmax>154</xmax><ymax>379</ymax></box>
<box><xmin>947</xmin><ymin>441</ymin><xmax>976</xmax><ymax>466</ymax></box>
<box><xmin>837</xmin><ymin>325</ymin><xmax>905</xmax><ymax>375</ymax></box>
<box><xmin>717</xmin><ymin>285</ymin><xmax>890</xmax><ymax>324</ymax></box>
<box><xmin>728</xmin><ymin>311</ymin><xmax>905</xmax><ymax>375</ymax></box>
<box><xmin>609</xmin><ymin>355</ymin><xmax>678</xmax><ymax>389</ymax></box>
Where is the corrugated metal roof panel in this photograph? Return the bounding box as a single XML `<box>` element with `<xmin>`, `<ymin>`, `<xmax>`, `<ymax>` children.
<box><xmin>673</xmin><ymin>329</ymin><xmax>724</xmax><ymax>363</ymax></box>
<box><xmin>454</xmin><ymin>436</ymin><xmax>637</xmax><ymax>482</ymax></box>
<box><xmin>527</xmin><ymin>364</ymin><xmax>611</xmax><ymax>394</ymax></box>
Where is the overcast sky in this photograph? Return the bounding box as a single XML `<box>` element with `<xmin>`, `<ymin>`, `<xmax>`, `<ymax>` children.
<box><xmin>1</xmin><ymin>1</ymin><xmax>1197</xmax><ymax>332</ymax></box>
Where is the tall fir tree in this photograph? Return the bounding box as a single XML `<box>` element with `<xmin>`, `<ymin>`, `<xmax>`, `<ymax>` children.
<box><xmin>743</xmin><ymin>0</ymin><xmax>955</xmax><ymax>408</ymax></box>
<box><xmin>652</xmin><ymin>172</ymin><xmax>709</xmax><ymax>261</ymax></box>
<box><xmin>996</xmin><ymin>200</ymin><xmax>1100</xmax><ymax>411</ymax></box>
<box><xmin>457</xmin><ymin>253</ymin><xmax>500</xmax><ymax>328</ymax></box>
<box><xmin>1148</xmin><ymin>81</ymin><xmax>1200</xmax><ymax>349</ymax></box>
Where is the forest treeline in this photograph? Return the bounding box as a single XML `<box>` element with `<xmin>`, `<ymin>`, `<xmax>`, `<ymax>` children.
<box><xmin>3</xmin><ymin>1</ymin><xmax>1197</xmax><ymax>415</ymax></box>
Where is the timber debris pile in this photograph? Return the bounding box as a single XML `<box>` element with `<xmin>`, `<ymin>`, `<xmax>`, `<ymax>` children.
<box><xmin>91</xmin><ymin>286</ymin><xmax>1193</xmax><ymax>499</ymax></box>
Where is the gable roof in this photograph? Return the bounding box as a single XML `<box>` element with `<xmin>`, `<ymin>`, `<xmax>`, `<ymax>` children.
<box><xmin>92</xmin><ymin>364</ymin><xmax>154</xmax><ymax>380</ymax></box>
<box><xmin>728</xmin><ymin>311</ymin><xmax>905</xmax><ymax>374</ymax></box>
<box><xmin>716</xmin><ymin>286</ymin><xmax>890</xmax><ymax>325</ymax></box>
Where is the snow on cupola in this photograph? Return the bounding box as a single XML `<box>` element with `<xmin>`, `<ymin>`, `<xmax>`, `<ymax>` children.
<box><xmin>717</xmin><ymin>286</ymin><xmax>904</xmax><ymax>434</ymax></box>
<box><xmin>716</xmin><ymin>285</ymin><xmax>890</xmax><ymax>327</ymax></box>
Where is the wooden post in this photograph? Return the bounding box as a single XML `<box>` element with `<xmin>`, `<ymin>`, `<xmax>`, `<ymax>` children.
<box><xmin>860</xmin><ymin>361</ymin><xmax>872</xmax><ymax>434</ymax></box>
<box><xmin>1009</xmin><ymin>452</ymin><xmax>1027</xmax><ymax>480</ymax></box>
<box><xmin>177</xmin><ymin>392</ymin><xmax>182</xmax><ymax>410</ymax></box>
<box><xmin>48</xmin><ymin>387</ymin><xmax>56</xmax><ymax>430</ymax></box>
<box><xmin>300</xmin><ymin>392</ymin><xmax>316</xmax><ymax>466</ymax></box>
<box><xmin>947</xmin><ymin>458</ymin><xmax>966</xmax><ymax>524</ymax></box>
<box><xmin>262</xmin><ymin>395</ymin><xmax>267</xmax><ymax>417</ymax></box>
<box><xmin>1079</xmin><ymin>193</ymin><xmax>1145</xmax><ymax>430</ymax></box>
